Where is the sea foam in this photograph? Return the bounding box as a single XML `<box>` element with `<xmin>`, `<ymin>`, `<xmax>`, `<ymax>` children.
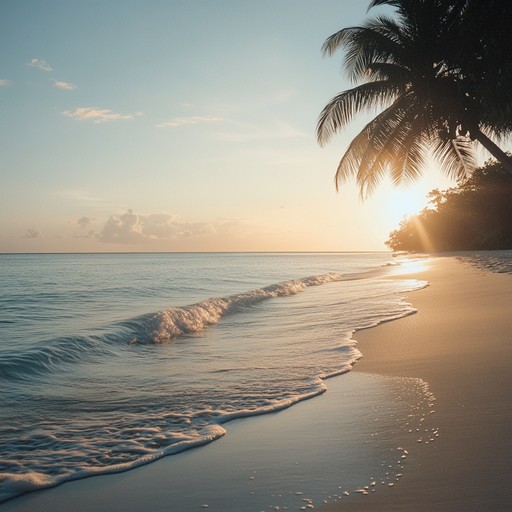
<box><xmin>0</xmin><ymin>254</ymin><xmax>428</xmax><ymax>504</ymax></box>
<box><xmin>0</xmin><ymin>273</ymin><xmax>345</xmax><ymax>381</ymax></box>
<box><xmin>130</xmin><ymin>272</ymin><xmax>345</xmax><ymax>344</ymax></box>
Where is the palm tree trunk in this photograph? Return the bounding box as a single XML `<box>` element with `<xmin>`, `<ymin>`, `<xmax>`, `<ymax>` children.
<box><xmin>473</xmin><ymin>129</ymin><xmax>512</xmax><ymax>172</ymax></box>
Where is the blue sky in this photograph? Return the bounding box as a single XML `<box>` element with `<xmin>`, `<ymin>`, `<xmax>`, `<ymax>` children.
<box><xmin>1</xmin><ymin>0</ymin><xmax>465</xmax><ymax>252</ymax></box>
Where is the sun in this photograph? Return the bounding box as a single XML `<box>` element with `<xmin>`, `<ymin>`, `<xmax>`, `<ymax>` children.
<box><xmin>378</xmin><ymin>183</ymin><xmax>431</xmax><ymax>228</ymax></box>
<box><xmin>389</xmin><ymin>187</ymin><xmax>427</xmax><ymax>218</ymax></box>
<box><xmin>361</xmin><ymin>165</ymin><xmax>456</xmax><ymax>244</ymax></box>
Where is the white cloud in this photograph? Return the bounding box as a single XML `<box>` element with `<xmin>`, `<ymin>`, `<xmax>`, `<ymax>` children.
<box><xmin>0</xmin><ymin>79</ymin><xmax>11</xmax><ymax>86</ymax></box>
<box><xmin>27</xmin><ymin>58</ymin><xmax>53</xmax><ymax>72</ymax></box>
<box><xmin>99</xmin><ymin>209</ymin><xmax>215</xmax><ymax>244</ymax></box>
<box><xmin>54</xmin><ymin>80</ymin><xmax>76</xmax><ymax>90</ymax></box>
<box><xmin>74</xmin><ymin>217</ymin><xmax>96</xmax><ymax>238</ymax></box>
<box><xmin>23</xmin><ymin>228</ymin><xmax>42</xmax><ymax>239</ymax></box>
<box><xmin>156</xmin><ymin>115</ymin><xmax>222</xmax><ymax>128</ymax></box>
<box><xmin>63</xmin><ymin>107</ymin><xmax>142</xmax><ymax>123</ymax></box>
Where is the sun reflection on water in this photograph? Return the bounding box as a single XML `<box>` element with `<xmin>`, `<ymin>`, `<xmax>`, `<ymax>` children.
<box><xmin>391</xmin><ymin>257</ymin><xmax>430</xmax><ymax>276</ymax></box>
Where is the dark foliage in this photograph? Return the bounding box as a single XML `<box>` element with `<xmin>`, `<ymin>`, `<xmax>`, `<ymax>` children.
<box><xmin>317</xmin><ymin>0</ymin><xmax>512</xmax><ymax>197</ymax></box>
<box><xmin>443</xmin><ymin>0</ymin><xmax>512</xmax><ymax>136</ymax></box>
<box><xmin>386</xmin><ymin>159</ymin><xmax>512</xmax><ymax>251</ymax></box>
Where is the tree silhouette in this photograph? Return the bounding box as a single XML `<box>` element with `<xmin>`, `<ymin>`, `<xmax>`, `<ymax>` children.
<box><xmin>317</xmin><ymin>0</ymin><xmax>512</xmax><ymax>196</ymax></box>
<box><xmin>386</xmin><ymin>159</ymin><xmax>512</xmax><ymax>251</ymax></box>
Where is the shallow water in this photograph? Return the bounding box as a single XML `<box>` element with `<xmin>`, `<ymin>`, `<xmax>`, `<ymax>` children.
<box><xmin>1</xmin><ymin>372</ymin><xmax>437</xmax><ymax>512</ymax></box>
<box><xmin>0</xmin><ymin>252</ymin><xmax>426</xmax><ymax>502</ymax></box>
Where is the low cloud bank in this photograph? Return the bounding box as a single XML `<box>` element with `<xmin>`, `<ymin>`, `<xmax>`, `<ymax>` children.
<box><xmin>98</xmin><ymin>210</ymin><xmax>216</xmax><ymax>244</ymax></box>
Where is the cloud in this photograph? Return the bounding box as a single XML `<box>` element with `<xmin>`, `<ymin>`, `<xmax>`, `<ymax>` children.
<box><xmin>54</xmin><ymin>80</ymin><xmax>76</xmax><ymax>90</ymax></box>
<box><xmin>73</xmin><ymin>217</ymin><xmax>96</xmax><ymax>238</ymax></box>
<box><xmin>99</xmin><ymin>210</ymin><xmax>215</xmax><ymax>244</ymax></box>
<box><xmin>57</xmin><ymin>189</ymin><xmax>102</xmax><ymax>203</ymax></box>
<box><xmin>24</xmin><ymin>228</ymin><xmax>42</xmax><ymax>239</ymax></box>
<box><xmin>0</xmin><ymin>79</ymin><xmax>11</xmax><ymax>86</ymax></box>
<box><xmin>27</xmin><ymin>59</ymin><xmax>53</xmax><ymax>72</ymax></box>
<box><xmin>63</xmin><ymin>107</ymin><xmax>142</xmax><ymax>123</ymax></box>
<box><xmin>157</xmin><ymin>115</ymin><xmax>222</xmax><ymax>128</ymax></box>
<box><xmin>100</xmin><ymin>210</ymin><xmax>142</xmax><ymax>243</ymax></box>
<box><xmin>77</xmin><ymin>216</ymin><xmax>93</xmax><ymax>229</ymax></box>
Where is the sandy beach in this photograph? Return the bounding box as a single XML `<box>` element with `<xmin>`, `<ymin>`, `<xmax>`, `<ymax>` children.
<box><xmin>2</xmin><ymin>255</ymin><xmax>511</xmax><ymax>511</ymax></box>
<box><xmin>323</xmin><ymin>255</ymin><xmax>512</xmax><ymax>511</ymax></box>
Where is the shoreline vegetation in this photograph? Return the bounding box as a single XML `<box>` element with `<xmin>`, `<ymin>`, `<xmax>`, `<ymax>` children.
<box><xmin>387</xmin><ymin>160</ymin><xmax>512</xmax><ymax>252</ymax></box>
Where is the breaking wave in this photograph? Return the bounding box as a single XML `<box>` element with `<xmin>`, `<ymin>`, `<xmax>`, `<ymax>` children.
<box><xmin>0</xmin><ymin>272</ymin><xmax>346</xmax><ymax>382</ymax></box>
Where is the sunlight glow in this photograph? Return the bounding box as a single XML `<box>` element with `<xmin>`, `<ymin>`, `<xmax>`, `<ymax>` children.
<box><xmin>390</xmin><ymin>257</ymin><xmax>430</xmax><ymax>275</ymax></box>
<box><xmin>1</xmin><ymin>1</ymin><xmax>463</xmax><ymax>253</ymax></box>
<box><xmin>387</xmin><ymin>187</ymin><xmax>428</xmax><ymax>223</ymax></box>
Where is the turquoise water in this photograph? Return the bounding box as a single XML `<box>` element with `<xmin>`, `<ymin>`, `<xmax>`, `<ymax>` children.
<box><xmin>0</xmin><ymin>252</ymin><xmax>426</xmax><ymax>503</ymax></box>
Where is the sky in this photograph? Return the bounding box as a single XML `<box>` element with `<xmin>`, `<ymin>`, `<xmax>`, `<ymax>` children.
<box><xmin>0</xmin><ymin>0</ymin><xmax>492</xmax><ymax>253</ymax></box>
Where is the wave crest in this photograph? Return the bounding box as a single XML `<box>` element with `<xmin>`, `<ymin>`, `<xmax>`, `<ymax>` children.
<box><xmin>129</xmin><ymin>272</ymin><xmax>343</xmax><ymax>344</ymax></box>
<box><xmin>0</xmin><ymin>272</ymin><xmax>344</xmax><ymax>379</ymax></box>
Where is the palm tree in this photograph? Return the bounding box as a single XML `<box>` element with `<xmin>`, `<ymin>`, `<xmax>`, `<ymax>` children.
<box><xmin>317</xmin><ymin>0</ymin><xmax>512</xmax><ymax>196</ymax></box>
<box><xmin>444</xmin><ymin>0</ymin><xmax>512</xmax><ymax>139</ymax></box>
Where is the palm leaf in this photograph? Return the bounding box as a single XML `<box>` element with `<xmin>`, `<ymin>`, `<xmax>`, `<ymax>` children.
<box><xmin>431</xmin><ymin>135</ymin><xmax>476</xmax><ymax>180</ymax></box>
<box><xmin>322</xmin><ymin>20</ymin><xmax>403</xmax><ymax>83</ymax></box>
<box><xmin>318</xmin><ymin>0</ymin><xmax>511</xmax><ymax>194</ymax></box>
<box><xmin>354</xmin><ymin>97</ymin><xmax>427</xmax><ymax>195</ymax></box>
<box><xmin>317</xmin><ymin>80</ymin><xmax>400</xmax><ymax>146</ymax></box>
<box><xmin>364</xmin><ymin>61</ymin><xmax>409</xmax><ymax>83</ymax></box>
<box><xmin>333</xmin><ymin>98</ymin><xmax>410</xmax><ymax>190</ymax></box>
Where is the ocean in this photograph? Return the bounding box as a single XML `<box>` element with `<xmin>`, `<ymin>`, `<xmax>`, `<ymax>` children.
<box><xmin>0</xmin><ymin>252</ymin><xmax>428</xmax><ymax>505</ymax></box>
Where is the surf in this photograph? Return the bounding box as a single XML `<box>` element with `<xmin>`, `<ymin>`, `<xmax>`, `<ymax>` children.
<box><xmin>0</xmin><ymin>272</ymin><xmax>347</xmax><ymax>381</ymax></box>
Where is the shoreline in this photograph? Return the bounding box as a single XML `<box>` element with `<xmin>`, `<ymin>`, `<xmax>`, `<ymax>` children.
<box><xmin>2</xmin><ymin>255</ymin><xmax>511</xmax><ymax>511</ymax></box>
<box><xmin>322</xmin><ymin>255</ymin><xmax>512</xmax><ymax>511</ymax></box>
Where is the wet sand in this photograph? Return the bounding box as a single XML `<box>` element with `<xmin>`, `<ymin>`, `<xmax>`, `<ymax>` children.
<box><xmin>322</xmin><ymin>256</ymin><xmax>512</xmax><ymax>511</ymax></box>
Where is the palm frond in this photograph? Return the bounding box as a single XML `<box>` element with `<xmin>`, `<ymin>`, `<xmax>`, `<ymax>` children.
<box><xmin>318</xmin><ymin>0</ymin><xmax>511</xmax><ymax>195</ymax></box>
<box><xmin>353</xmin><ymin>98</ymin><xmax>427</xmax><ymax>196</ymax></box>
<box><xmin>317</xmin><ymin>80</ymin><xmax>400</xmax><ymax>146</ymax></box>
<box><xmin>431</xmin><ymin>135</ymin><xmax>476</xmax><ymax>180</ymax></box>
<box><xmin>365</xmin><ymin>61</ymin><xmax>409</xmax><ymax>82</ymax></box>
<box><xmin>321</xmin><ymin>27</ymin><xmax>357</xmax><ymax>57</ymax></box>
<box><xmin>334</xmin><ymin>127</ymin><xmax>386</xmax><ymax>194</ymax></box>
<box><xmin>367</xmin><ymin>0</ymin><xmax>403</xmax><ymax>12</ymax></box>
<box><xmin>388</xmin><ymin>131</ymin><xmax>428</xmax><ymax>186</ymax></box>
<box><xmin>322</xmin><ymin>20</ymin><xmax>403</xmax><ymax>83</ymax></box>
<box><xmin>332</xmin><ymin>91</ymin><xmax>439</xmax><ymax>197</ymax></box>
<box><xmin>347</xmin><ymin>22</ymin><xmax>402</xmax><ymax>81</ymax></box>
<box><xmin>332</xmin><ymin>107</ymin><xmax>394</xmax><ymax>188</ymax></box>
<box><xmin>333</xmin><ymin>97</ymin><xmax>412</xmax><ymax>191</ymax></box>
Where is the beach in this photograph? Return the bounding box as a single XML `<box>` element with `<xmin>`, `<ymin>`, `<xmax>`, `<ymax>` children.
<box><xmin>1</xmin><ymin>254</ymin><xmax>511</xmax><ymax>511</ymax></box>
<box><xmin>323</xmin><ymin>254</ymin><xmax>512</xmax><ymax>511</ymax></box>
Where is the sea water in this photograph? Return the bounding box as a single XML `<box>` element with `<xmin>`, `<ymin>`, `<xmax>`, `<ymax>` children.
<box><xmin>0</xmin><ymin>252</ymin><xmax>427</xmax><ymax>504</ymax></box>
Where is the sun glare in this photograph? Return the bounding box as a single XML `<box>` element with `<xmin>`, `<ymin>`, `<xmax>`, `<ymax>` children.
<box><xmin>389</xmin><ymin>188</ymin><xmax>427</xmax><ymax>218</ymax></box>
<box><xmin>390</xmin><ymin>256</ymin><xmax>430</xmax><ymax>275</ymax></box>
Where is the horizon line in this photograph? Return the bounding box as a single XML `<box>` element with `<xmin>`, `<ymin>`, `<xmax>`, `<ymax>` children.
<box><xmin>0</xmin><ymin>250</ymin><xmax>391</xmax><ymax>256</ymax></box>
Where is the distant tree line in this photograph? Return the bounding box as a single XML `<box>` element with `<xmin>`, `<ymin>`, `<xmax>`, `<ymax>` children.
<box><xmin>386</xmin><ymin>159</ymin><xmax>512</xmax><ymax>252</ymax></box>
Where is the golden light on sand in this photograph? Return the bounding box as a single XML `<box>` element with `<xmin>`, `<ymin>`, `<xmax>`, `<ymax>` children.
<box><xmin>390</xmin><ymin>257</ymin><xmax>430</xmax><ymax>275</ymax></box>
